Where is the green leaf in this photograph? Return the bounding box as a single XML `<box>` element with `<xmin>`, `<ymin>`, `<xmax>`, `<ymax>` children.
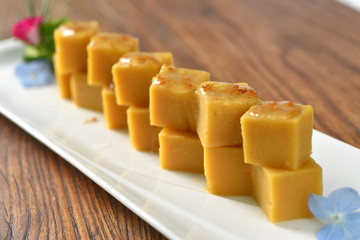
<box><xmin>23</xmin><ymin>45</ymin><xmax>44</xmax><ymax>61</ymax></box>
<box><xmin>38</xmin><ymin>18</ymin><xmax>70</xmax><ymax>62</ymax></box>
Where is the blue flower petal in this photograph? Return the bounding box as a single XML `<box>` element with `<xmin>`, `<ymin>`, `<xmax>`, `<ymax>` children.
<box><xmin>20</xmin><ymin>76</ymin><xmax>34</xmax><ymax>88</ymax></box>
<box><xmin>309</xmin><ymin>193</ymin><xmax>332</xmax><ymax>221</ymax></box>
<box><xmin>317</xmin><ymin>222</ymin><xmax>345</xmax><ymax>240</ymax></box>
<box><xmin>15</xmin><ymin>60</ymin><xmax>54</xmax><ymax>88</ymax></box>
<box><xmin>343</xmin><ymin>212</ymin><xmax>360</xmax><ymax>240</ymax></box>
<box><xmin>15</xmin><ymin>63</ymin><xmax>31</xmax><ymax>75</ymax></box>
<box><xmin>328</xmin><ymin>188</ymin><xmax>360</xmax><ymax>214</ymax></box>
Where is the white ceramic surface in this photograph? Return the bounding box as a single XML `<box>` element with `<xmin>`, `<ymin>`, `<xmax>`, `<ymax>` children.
<box><xmin>335</xmin><ymin>0</ymin><xmax>360</xmax><ymax>12</ymax></box>
<box><xmin>0</xmin><ymin>39</ymin><xmax>359</xmax><ymax>240</ymax></box>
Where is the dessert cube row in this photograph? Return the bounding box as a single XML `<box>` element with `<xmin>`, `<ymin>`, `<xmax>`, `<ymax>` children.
<box><xmin>53</xmin><ymin>21</ymin><xmax>322</xmax><ymax>223</ymax></box>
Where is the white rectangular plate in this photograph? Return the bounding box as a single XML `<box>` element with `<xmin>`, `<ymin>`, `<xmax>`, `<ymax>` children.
<box><xmin>335</xmin><ymin>0</ymin><xmax>360</xmax><ymax>12</ymax></box>
<box><xmin>0</xmin><ymin>39</ymin><xmax>359</xmax><ymax>240</ymax></box>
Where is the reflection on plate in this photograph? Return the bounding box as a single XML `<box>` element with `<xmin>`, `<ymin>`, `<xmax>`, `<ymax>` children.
<box><xmin>1</xmin><ymin>39</ymin><xmax>359</xmax><ymax>240</ymax></box>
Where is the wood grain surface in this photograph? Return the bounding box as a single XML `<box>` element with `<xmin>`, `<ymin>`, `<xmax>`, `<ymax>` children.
<box><xmin>1</xmin><ymin>0</ymin><xmax>359</xmax><ymax>239</ymax></box>
<box><xmin>0</xmin><ymin>116</ymin><xmax>166</xmax><ymax>239</ymax></box>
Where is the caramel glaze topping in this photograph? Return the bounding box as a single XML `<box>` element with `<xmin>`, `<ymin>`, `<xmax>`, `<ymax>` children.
<box><xmin>120</xmin><ymin>53</ymin><xmax>161</xmax><ymax>66</ymax></box>
<box><xmin>89</xmin><ymin>33</ymin><xmax>138</xmax><ymax>50</ymax></box>
<box><xmin>249</xmin><ymin>101</ymin><xmax>302</xmax><ymax>119</ymax></box>
<box><xmin>197</xmin><ymin>82</ymin><xmax>259</xmax><ymax>100</ymax></box>
<box><xmin>60</xmin><ymin>22</ymin><xmax>98</xmax><ymax>36</ymax></box>
<box><xmin>153</xmin><ymin>74</ymin><xmax>167</xmax><ymax>85</ymax></box>
<box><xmin>152</xmin><ymin>65</ymin><xmax>209</xmax><ymax>92</ymax></box>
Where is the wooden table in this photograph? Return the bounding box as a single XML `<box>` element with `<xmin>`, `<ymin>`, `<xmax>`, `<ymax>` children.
<box><xmin>1</xmin><ymin>0</ymin><xmax>359</xmax><ymax>239</ymax></box>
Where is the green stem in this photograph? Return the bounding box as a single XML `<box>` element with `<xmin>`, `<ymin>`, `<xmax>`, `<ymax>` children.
<box><xmin>25</xmin><ymin>0</ymin><xmax>36</xmax><ymax>16</ymax></box>
<box><xmin>63</xmin><ymin>0</ymin><xmax>72</xmax><ymax>16</ymax></box>
<box><xmin>41</xmin><ymin>0</ymin><xmax>55</xmax><ymax>19</ymax></box>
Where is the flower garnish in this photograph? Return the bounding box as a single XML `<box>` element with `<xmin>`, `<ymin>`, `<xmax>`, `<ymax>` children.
<box><xmin>12</xmin><ymin>0</ymin><xmax>70</xmax><ymax>62</ymax></box>
<box><xmin>309</xmin><ymin>188</ymin><xmax>360</xmax><ymax>240</ymax></box>
<box><xmin>15</xmin><ymin>60</ymin><xmax>54</xmax><ymax>88</ymax></box>
<box><xmin>12</xmin><ymin>16</ymin><xmax>44</xmax><ymax>45</ymax></box>
<box><xmin>12</xmin><ymin>0</ymin><xmax>70</xmax><ymax>87</ymax></box>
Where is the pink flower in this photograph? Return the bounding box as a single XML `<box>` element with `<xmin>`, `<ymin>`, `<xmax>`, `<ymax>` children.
<box><xmin>12</xmin><ymin>16</ymin><xmax>43</xmax><ymax>45</ymax></box>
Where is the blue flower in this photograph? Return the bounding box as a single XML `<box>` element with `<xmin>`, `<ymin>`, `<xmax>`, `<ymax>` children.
<box><xmin>15</xmin><ymin>59</ymin><xmax>54</xmax><ymax>88</ymax></box>
<box><xmin>309</xmin><ymin>188</ymin><xmax>360</xmax><ymax>240</ymax></box>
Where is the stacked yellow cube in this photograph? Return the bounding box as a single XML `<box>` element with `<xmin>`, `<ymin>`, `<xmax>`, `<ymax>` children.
<box><xmin>241</xmin><ymin>101</ymin><xmax>323</xmax><ymax>222</ymax></box>
<box><xmin>113</xmin><ymin>52</ymin><xmax>174</xmax><ymax>152</ymax></box>
<box><xmin>87</xmin><ymin>32</ymin><xmax>139</xmax><ymax>129</ymax></box>
<box><xmin>54</xmin><ymin>21</ymin><xmax>101</xmax><ymax>110</ymax></box>
<box><xmin>53</xmin><ymin>21</ymin><xmax>323</xmax><ymax>223</ymax></box>
<box><xmin>150</xmin><ymin>65</ymin><xmax>209</xmax><ymax>172</ymax></box>
<box><xmin>197</xmin><ymin>82</ymin><xmax>260</xmax><ymax>196</ymax></box>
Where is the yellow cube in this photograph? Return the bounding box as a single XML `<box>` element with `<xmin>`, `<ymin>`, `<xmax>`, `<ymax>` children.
<box><xmin>54</xmin><ymin>21</ymin><xmax>99</xmax><ymax>74</ymax></box>
<box><xmin>87</xmin><ymin>33</ymin><xmax>139</xmax><ymax>87</ymax></box>
<box><xmin>241</xmin><ymin>101</ymin><xmax>313</xmax><ymax>170</ymax></box>
<box><xmin>127</xmin><ymin>106</ymin><xmax>161</xmax><ymax>152</ymax></box>
<box><xmin>53</xmin><ymin>54</ymin><xmax>72</xmax><ymax>99</ymax></box>
<box><xmin>56</xmin><ymin>73</ymin><xmax>72</xmax><ymax>99</ymax></box>
<box><xmin>204</xmin><ymin>146</ymin><xmax>251</xmax><ymax>196</ymax></box>
<box><xmin>101</xmin><ymin>87</ymin><xmax>128</xmax><ymax>129</ymax></box>
<box><xmin>159</xmin><ymin>128</ymin><xmax>204</xmax><ymax>173</ymax></box>
<box><xmin>112</xmin><ymin>52</ymin><xmax>174</xmax><ymax>106</ymax></box>
<box><xmin>150</xmin><ymin>65</ymin><xmax>210</xmax><ymax>132</ymax></box>
<box><xmin>70</xmin><ymin>73</ymin><xmax>103</xmax><ymax>112</ymax></box>
<box><xmin>252</xmin><ymin>158</ymin><xmax>322</xmax><ymax>222</ymax></box>
<box><xmin>197</xmin><ymin>81</ymin><xmax>260</xmax><ymax>147</ymax></box>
